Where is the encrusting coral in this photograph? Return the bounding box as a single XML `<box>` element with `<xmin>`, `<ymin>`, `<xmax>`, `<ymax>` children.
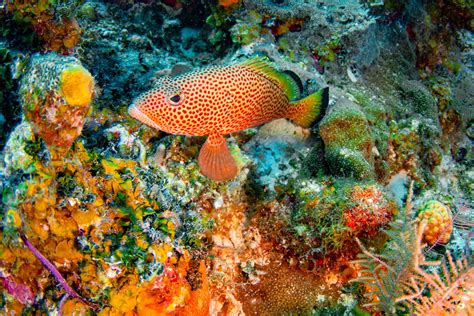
<box><xmin>416</xmin><ymin>200</ymin><xmax>453</xmax><ymax>246</ymax></box>
<box><xmin>319</xmin><ymin>98</ymin><xmax>375</xmax><ymax>179</ymax></box>
<box><xmin>20</xmin><ymin>53</ymin><xmax>94</xmax><ymax>150</ymax></box>
<box><xmin>60</xmin><ymin>65</ymin><xmax>94</xmax><ymax>107</ymax></box>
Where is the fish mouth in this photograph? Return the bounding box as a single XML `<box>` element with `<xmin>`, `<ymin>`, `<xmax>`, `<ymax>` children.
<box><xmin>128</xmin><ymin>104</ymin><xmax>162</xmax><ymax>131</ymax></box>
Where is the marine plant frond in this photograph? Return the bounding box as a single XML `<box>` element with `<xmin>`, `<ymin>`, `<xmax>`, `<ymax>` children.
<box><xmin>400</xmin><ymin>246</ymin><xmax>474</xmax><ymax>315</ymax></box>
<box><xmin>452</xmin><ymin>200</ymin><xmax>474</xmax><ymax>232</ymax></box>
<box><xmin>354</xmin><ymin>210</ymin><xmax>474</xmax><ymax>315</ymax></box>
<box><xmin>353</xmin><ymin>219</ymin><xmax>419</xmax><ymax>314</ymax></box>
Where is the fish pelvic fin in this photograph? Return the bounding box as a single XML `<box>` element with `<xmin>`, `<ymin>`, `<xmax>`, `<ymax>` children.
<box><xmin>239</xmin><ymin>56</ymin><xmax>301</xmax><ymax>100</ymax></box>
<box><xmin>287</xmin><ymin>87</ymin><xmax>329</xmax><ymax>128</ymax></box>
<box><xmin>198</xmin><ymin>134</ymin><xmax>238</xmax><ymax>182</ymax></box>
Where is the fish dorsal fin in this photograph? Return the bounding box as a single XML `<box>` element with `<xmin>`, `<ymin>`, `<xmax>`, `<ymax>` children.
<box><xmin>238</xmin><ymin>56</ymin><xmax>301</xmax><ymax>100</ymax></box>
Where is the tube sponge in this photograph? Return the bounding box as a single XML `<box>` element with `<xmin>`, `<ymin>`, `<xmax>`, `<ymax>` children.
<box><xmin>60</xmin><ymin>65</ymin><xmax>94</xmax><ymax>107</ymax></box>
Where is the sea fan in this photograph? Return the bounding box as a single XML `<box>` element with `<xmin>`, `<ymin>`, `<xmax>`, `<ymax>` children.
<box><xmin>353</xmin><ymin>182</ymin><xmax>474</xmax><ymax>315</ymax></box>
<box><xmin>352</xmin><ymin>181</ymin><xmax>419</xmax><ymax>314</ymax></box>
<box><xmin>353</xmin><ymin>220</ymin><xmax>421</xmax><ymax>315</ymax></box>
<box><xmin>402</xmin><ymin>249</ymin><xmax>474</xmax><ymax>315</ymax></box>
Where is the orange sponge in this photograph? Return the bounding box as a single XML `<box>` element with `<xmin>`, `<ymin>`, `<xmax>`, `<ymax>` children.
<box><xmin>60</xmin><ymin>65</ymin><xmax>94</xmax><ymax>107</ymax></box>
<box><xmin>417</xmin><ymin>200</ymin><xmax>453</xmax><ymax>245</ymax></box>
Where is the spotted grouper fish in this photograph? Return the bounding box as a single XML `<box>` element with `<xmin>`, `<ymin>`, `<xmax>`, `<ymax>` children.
<box><xmin>129</xmin><ymin>57</ymin><xmax>329</xmax><ymax>181</ymax></box>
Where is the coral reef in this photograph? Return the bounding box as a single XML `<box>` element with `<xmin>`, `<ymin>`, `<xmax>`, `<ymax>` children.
<box><xmin>354</xmin><ymin>186</ymin><xmax>473</xmax><ymax>315</ymax></box>
<box><xmin>3</xmin><ymin>0</ymin><xmax>82</xmax><ymax>53</ymax></box>
<box><xmin>344</xmin><ymin>185</ymin><xmax>396</xmax><ymax>236</ymax></box>
<box><xmin>20</xmin><ymin>53</ymin><xmax>94</xmax><ymax>150</ymax></box>
<box><xmin>0</xmin><ymin>0</ymin><xmax>473</xmax><ymax>314</ymax></box>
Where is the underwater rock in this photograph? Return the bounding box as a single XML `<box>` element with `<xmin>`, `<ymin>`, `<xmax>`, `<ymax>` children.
<box><xmin>244</xmin><ymin>119</ymin><xmax>308</xmax><ymax>193</ymax></box>
<box><xmin>319</xmin><ymin>97</ymin><xmax>374</xmax><ymax>179</ymax></box>
<box><xmin>19</xmin><ymin>53</ymin><xmax>94</xmax><ymax>150</ymax></box>
<box><xmin>417</xmin><ymin>200</ymin><xmax>453</xmax><ymax>245</ymax></box>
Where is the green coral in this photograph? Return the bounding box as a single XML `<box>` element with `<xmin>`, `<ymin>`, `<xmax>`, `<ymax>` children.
<box><xmin>351</xmin><ymin>90</ymin><xmax>391</xmax><ymax>155</ymax></box>
<box><xmin>313</xmin><ymin>35</ymin><xmax>341</xmax><ymax>66</ymax></box>
<box><xmin>325</xmin><ymin>147</ymin><xmax>374</xmax><ymax>179</ymax></box>
<box><xmin>319</xmin><ymin>100</ymin><xmax>375</xmax><ymax>179</ymax></box>
<box><xmin>400</xmin><ymin>80</ymin><xmax>438</xmax><ymax>121</ymax></box>
<box><xmin>230</xmin><ymin>11</ymin><xmax>262</xmax><ymax>45</ymax></box>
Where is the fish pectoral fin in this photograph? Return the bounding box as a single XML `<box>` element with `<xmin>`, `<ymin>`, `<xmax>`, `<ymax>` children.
<box><xmin>198</xmin><ymin>134</ymin><xmax>238</xmax><ymax>182</ymax></box>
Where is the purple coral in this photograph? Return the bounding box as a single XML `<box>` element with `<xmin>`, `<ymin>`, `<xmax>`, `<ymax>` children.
<box><xmin>0</xmin><ymin>273</ymin><xmax>35</xmax><ymax>305</ymax></box>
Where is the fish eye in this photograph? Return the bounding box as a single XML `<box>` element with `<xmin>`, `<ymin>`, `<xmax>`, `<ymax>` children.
<box><xmin>169</xmin><ymin>94</ymin><xmax>181</xmax><ymax>105</ymax></box>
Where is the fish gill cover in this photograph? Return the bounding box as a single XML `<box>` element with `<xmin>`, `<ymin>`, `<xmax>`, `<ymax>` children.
<box><xmin>0</xmin><ymin>0</ymin><xmax>473</xmax><ymax>315</ymax></box>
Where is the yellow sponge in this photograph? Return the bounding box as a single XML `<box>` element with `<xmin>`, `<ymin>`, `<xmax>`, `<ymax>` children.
<box><xmin>60</xmin><ymin>65</ymin><xmax>94</xmax><ymax>107</ymax></box>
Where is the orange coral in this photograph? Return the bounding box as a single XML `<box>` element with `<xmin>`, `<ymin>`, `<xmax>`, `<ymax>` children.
<box><xmin>219</xmin><ymin>0</ymin><xmax>240</xmax><ymax>8</ymax></box>
<box><xmin>61</xmin><ymin>298</ymin><xmax>91</xmax><ymax>315</ymax></box>
<box><xmin>100</xmin><ymin>254</ymin><xmax>210</xmax><ymax>315</ymax></box>
<box><xmin>417</xmin><ymin>200</ymin><xmax>453</xmax><ymax>245</ymax></box>
<box><xmin>344</xmin><ymin>185</ymin><xmax>396</xmax><ymax>235</ymax></box>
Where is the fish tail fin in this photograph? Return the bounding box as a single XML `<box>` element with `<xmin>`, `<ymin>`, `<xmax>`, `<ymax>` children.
<box><xmin>287</xmin><ymin>87</ymin><xmax>329</xmax><ymax>128</ymax></box>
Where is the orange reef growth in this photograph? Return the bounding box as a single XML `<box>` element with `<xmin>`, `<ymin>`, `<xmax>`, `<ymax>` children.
<box><xmin>20</xmin><ymin>53</ymin><xmax>94</xmax><ymax>150</ymax></box>
<box><xmin>417</xmin><ymin>200</ymin><xmax>453</xmax><ymax>245</ymax></box>
<box><xmin>5</xmin><ymin>0</ymin><xmax>81</xmax><ymax>54</ymax></box>
<box><xmin>219</xmin><ymin>0</ymin><xmax>240</xmax><ymax>8</ymax></box>
<box><xmin>101</xmin><ymin>254</ymin><xmax>210</xmax><ymax>315</ymax></box>
<box><xmin>0</xmin><ymin>134</ymin><xmax>198</xmax><ymax>313</ymax></box>
<box><xmin>344</xmin><ymin>185</ymin><xmax>396</xmax><ymax>236</ymax></box>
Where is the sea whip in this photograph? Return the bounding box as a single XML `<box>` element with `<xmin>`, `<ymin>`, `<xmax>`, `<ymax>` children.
<box><xmin>20</xmin><ymin>233</ymin><xmax>99</xmax><ymax>311</ymax></box>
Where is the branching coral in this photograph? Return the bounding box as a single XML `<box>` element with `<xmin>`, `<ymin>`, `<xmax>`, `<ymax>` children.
<box><xmin>353</xmin><ymin>182</ymin><xmax>474</xmax><ymax>315</ymax></box>
<box><xmin>19</xmin><ymin>232</ymin><xmax>99</xmax><ymax>311</ymax></box>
